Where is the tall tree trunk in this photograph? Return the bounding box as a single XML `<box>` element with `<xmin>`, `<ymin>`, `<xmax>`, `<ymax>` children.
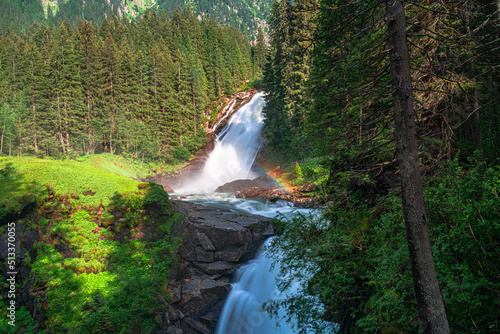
<box><xmin>57</xmin><ymin>90</ymin><xmax>66</xmax><ymax>155</ymax></box>
<box><xmin>178</xmin><ymin>63</ymin><xmax>183</xmax><ymax>145</ymax></box>
<box><xmin>465</xmin><ymin>9</ymin><xmax>484</xmax><ymax>162</ymax></box>
<box><xmin>342</xmin><ymin>46</ymin><xmax>350</xmax><ymax>144</ymax></box>
<box><xmin>384</xmin><ymin>1</ymin><xmax>451</xmax><ymax>333</ymax></box>
<box><xmin>1</xmin><ymin>116</ymin><xmax>5</xmax><ymax>153</ymax></box>
<box><xmin>32</xmin><ymin>60</ymin><xmax>38</xmax><ymax>153</ymax></box>
<box><xmin>12</xmin><ymin>58</ymin><xmax>16</xmax><ymax>100</ymax></box>
<box><xmin>192</xmin><ymin>86</ymin><xmax>197</xmax><ymax>137</ymax></box>
<box><xmin>87</xmin><ymin>90</ymin><xmax>93</xmax><ymax>154</ymax></box>
<box><xmin>110</xmin><ymin>120</ymin><xmax>114</xmax><ymax>155</ymax></box>
<box><xmin>64</xmin><ymin>100</ymin><xmax>71</xmax><ymax>153</ymax></box>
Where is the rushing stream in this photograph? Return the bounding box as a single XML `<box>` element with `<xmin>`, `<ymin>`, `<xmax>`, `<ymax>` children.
<box><xmin>174</xmin><ymin>93</ymin><xmax>310</xmax><ymax>334</ymax></box>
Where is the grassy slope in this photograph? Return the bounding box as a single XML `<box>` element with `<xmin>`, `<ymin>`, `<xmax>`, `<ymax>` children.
<box><xmin>0</xmin><ymin>156</ymin><xmax>183</xmax><ymax>334</ymax></box>
<box><xmin>0</xmin><ymin>156</ymin><xmax>138</xmax><ymax>210</ymax></box>
<box><xmin>76</xmin><ymin>153</ymin><xmax>187</xmax><ymax>181</ymax></box>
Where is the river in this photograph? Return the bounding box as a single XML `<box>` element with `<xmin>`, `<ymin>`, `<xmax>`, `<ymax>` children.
<box><xmin>172</xmin><ymin>93</ymin><xmax>313</xmax><ymax>333</ymax></box>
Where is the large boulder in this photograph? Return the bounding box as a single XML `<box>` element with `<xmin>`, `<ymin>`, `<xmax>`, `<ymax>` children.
<box><xmin>166</xmin><ymin>200</ymin><xmax>277</xmax><ymax>334</ymax></box>
<box><xmin>214</xmin><ymin>178</ymin><xmax>278</xmax><ymax>193</ymax></box>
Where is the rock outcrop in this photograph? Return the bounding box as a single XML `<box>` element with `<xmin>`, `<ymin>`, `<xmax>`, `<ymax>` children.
<box><xmin>234</xmin><ymin>187</ymin><xmax>317</xmax><ymax>207</ymax></box>
<box><xmin>164</xmin><ymin>200</ymin><xmax>277</xmax><ymax>334</ymax></box>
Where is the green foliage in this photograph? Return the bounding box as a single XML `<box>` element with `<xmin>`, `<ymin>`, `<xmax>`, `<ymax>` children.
<box><xmin>299</xmin><ymin>159</ymin><xmax>329</xmax><ymax>186</ymax></box>
<box><xmin>0</xmin><ymin>304</ymin><xmax>38</xmax><ymax>334</ymax></box>
<box><xmin>170</xmin><ymin>146</ymin><xmax>192</xmax><ymax>163</ymax></box>
<box><xmin>266</xmin><ymin>161</ymin><xmax>500</xmax><ymax>333</ymax></box>
<box><xmin>283</xmin><ymin>163</ymin><xmax>304</xmax><ymax>186</ymax></box>
<box><xmin>238</xmin><ymin>78</ymin><xmax>262</xmax><ymax>92</ymax></box>
<box><xmin>0</xmin><ymin>0</ymin><xmax>273</xmax><ymax>40</ymax></box>
<box><xmin>262</xmin><ymin>0</ymin><xmax>314</xmax><ymax>163</ymax></box>
<box><xmin>0</xmin><ymin>160</ymin><xmax>39</xmax><ymax>219</ymax></box>
<box><xmin>28</xmin><ymin>197</ymin><xmax>181</xmax><ymax>333</ymax></box>
<box><xmin>76</xmin><ymin>153</ymin><xmax>189</xmax><ymax>179</ymax></box>
<box><xmin>143</xmin><ymin>182</ymin><xmax>173</xmax><ymax>213</ymax></box>
<box><xmin>424</xmin><ymin>158</ymin><xmax>500</xmax><ymax>332</ymax></box>
<box><xmin>108</xmin><ymin>182</ymin><xmax>174</xmax><ymax>230</ymax></box>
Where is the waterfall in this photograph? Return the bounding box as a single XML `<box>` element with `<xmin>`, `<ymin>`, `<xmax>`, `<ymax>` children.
<box><xmin>176</xmin><ymin>93</ymin><xmax>314</xmax><ymax>333</ymax></box>
<box><xmin>176</xmin><ymin>92</ymin><xmax>265</xmax><ymax>194</ymax></box>
<box><xmin>216</xmin><ymin>238</ymin><xmax>297</xmax><ymax>334</ymax></box>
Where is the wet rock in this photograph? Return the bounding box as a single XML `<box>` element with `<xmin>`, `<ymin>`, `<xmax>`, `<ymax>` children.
<box><xmin>214</xmin><ymin>178</ymin><xmax>277</xmax><ymax>193</ymax></box>
<box><xmin>298</xmin><ymin>182</ymin><xmax>318</xmax><ymax>193</ymax></box>
<box><xmin>164</xmin><ymin>185</ymin><xmax>175</xmax><ymax>193</ymax></box>
<box><xmin>173</xmin><ymin>201</ymin><xmax>275</xmax><ymax>260</ymax></box>
<box><xmin>157</xmin><ymin>327</ymin><xmax>183</xmax><ymax>334</ymax></box>
<box><xmin>167</xmin><ymin>200</ymin><xmax>278</xmax><ymax>333</ymax></box>
<box><xmin>196</xmin><ymin>261</ymin><xmax>235</xmax><ymax>276</ymax></box>
<box><xmin>214</xmin><ymin>248</ymin><xmax>243</xmax><ymax>262</ymax></box>
<box><xmin>167</xmin><ymin>281</ymin><xmax>182</xmax><ymax>303</ymax></box>
<box><xmin>199</xmin><ymin>306</ymin><xmax>223</xmax><ymax>329</ymax></box>
<box><xmin>195</xmin><ymin>247</ymin><xmax>214</xmax><ymax>263</ymax></box>
<box><xmin>162</xmin><ymin>312</ymin><xmax>171</xmax><ymax>327</ymax></box>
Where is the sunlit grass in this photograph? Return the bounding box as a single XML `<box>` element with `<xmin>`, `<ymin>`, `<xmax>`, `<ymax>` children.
<box><xmin>0</xmin><ymin>156</ymin><xmax>138</xmax><ymax>208</ymax></box>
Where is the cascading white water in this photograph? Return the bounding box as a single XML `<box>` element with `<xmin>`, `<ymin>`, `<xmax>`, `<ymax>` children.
<box><xmin>216</xmin><ymin>238</ymin><xmax>299</xmax><ymax>334</ymax></box>
<box><xmin>176</xmin><ymin>93</ymin><xmax>265</xmax><ymax>194</ymax></box>
<box><xmin>176</xmin><ymin>93</ymin><xmax>317</xmax><ymax>333</ymax></box>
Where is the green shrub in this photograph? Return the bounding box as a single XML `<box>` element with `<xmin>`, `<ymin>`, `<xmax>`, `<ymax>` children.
<box><xmin>265</xmin><ymin>159</ymin><xmax>500</xmax><ymax>333</ymax></box>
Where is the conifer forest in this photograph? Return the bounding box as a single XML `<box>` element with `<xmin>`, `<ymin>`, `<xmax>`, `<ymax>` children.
<box><xmin>0</xmin><ymin>1</ymin><xmax>499</xmax><ymax>334</ymax></box>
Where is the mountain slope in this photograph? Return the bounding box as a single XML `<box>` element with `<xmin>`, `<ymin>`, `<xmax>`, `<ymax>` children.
<box><xmin>0</xmin><ymin>0</ymin><xmax>271</xmax><ymax>38</ymax></box>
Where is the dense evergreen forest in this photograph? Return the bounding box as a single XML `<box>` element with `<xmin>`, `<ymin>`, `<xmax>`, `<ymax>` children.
<box><xmin>262</xmin><ymin>0</ymin><xmax>500</xmax><ymax>333</ymax></box>
<box><xmin>0</xmin><ymin>0</ymin><xmax>273</xmax><ymax>38</ymax></box>
<box><xmin>0</xmin><ymin>8</ymin><xmax>267</xmax><ymax>161</ymax></box>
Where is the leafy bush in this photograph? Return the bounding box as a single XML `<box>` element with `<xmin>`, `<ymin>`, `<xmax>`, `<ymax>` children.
<box><xmin>425</xmin><ymin>158</ymin><xmax>500</xmax><ymax>331</ymax></box>
<box><xmin>0</xmin><ymin>158</ymin><xmax>183</xmax><ymax>333</ymax></box>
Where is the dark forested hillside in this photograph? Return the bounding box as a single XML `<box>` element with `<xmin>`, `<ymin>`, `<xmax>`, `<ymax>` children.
<box><xmin>0</xmin><ymin>8</ymin><xmax>256</xmax><ymax>160</ymax></box>
<box><xmin>0</xmin><ymin>0</ymin><xmax>272</xmax><ymax>38</ymax></box>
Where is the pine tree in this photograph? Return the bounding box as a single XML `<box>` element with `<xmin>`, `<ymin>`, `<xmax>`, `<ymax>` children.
<box><xmin>252</xmin><ymin>27</ymin><xmax>267</xmax><ymax>77</ymax></box>
<box><xmin>100</xmin><ymin>32</ymin><xmax>120</xmax><ymax>154</ymax></box>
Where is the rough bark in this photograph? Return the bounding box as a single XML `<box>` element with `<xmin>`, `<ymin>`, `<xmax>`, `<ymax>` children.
<box><xmin>384</xmin><ymin>1</ymin><xmax>451</xmax><ymax>333</ymax></box>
